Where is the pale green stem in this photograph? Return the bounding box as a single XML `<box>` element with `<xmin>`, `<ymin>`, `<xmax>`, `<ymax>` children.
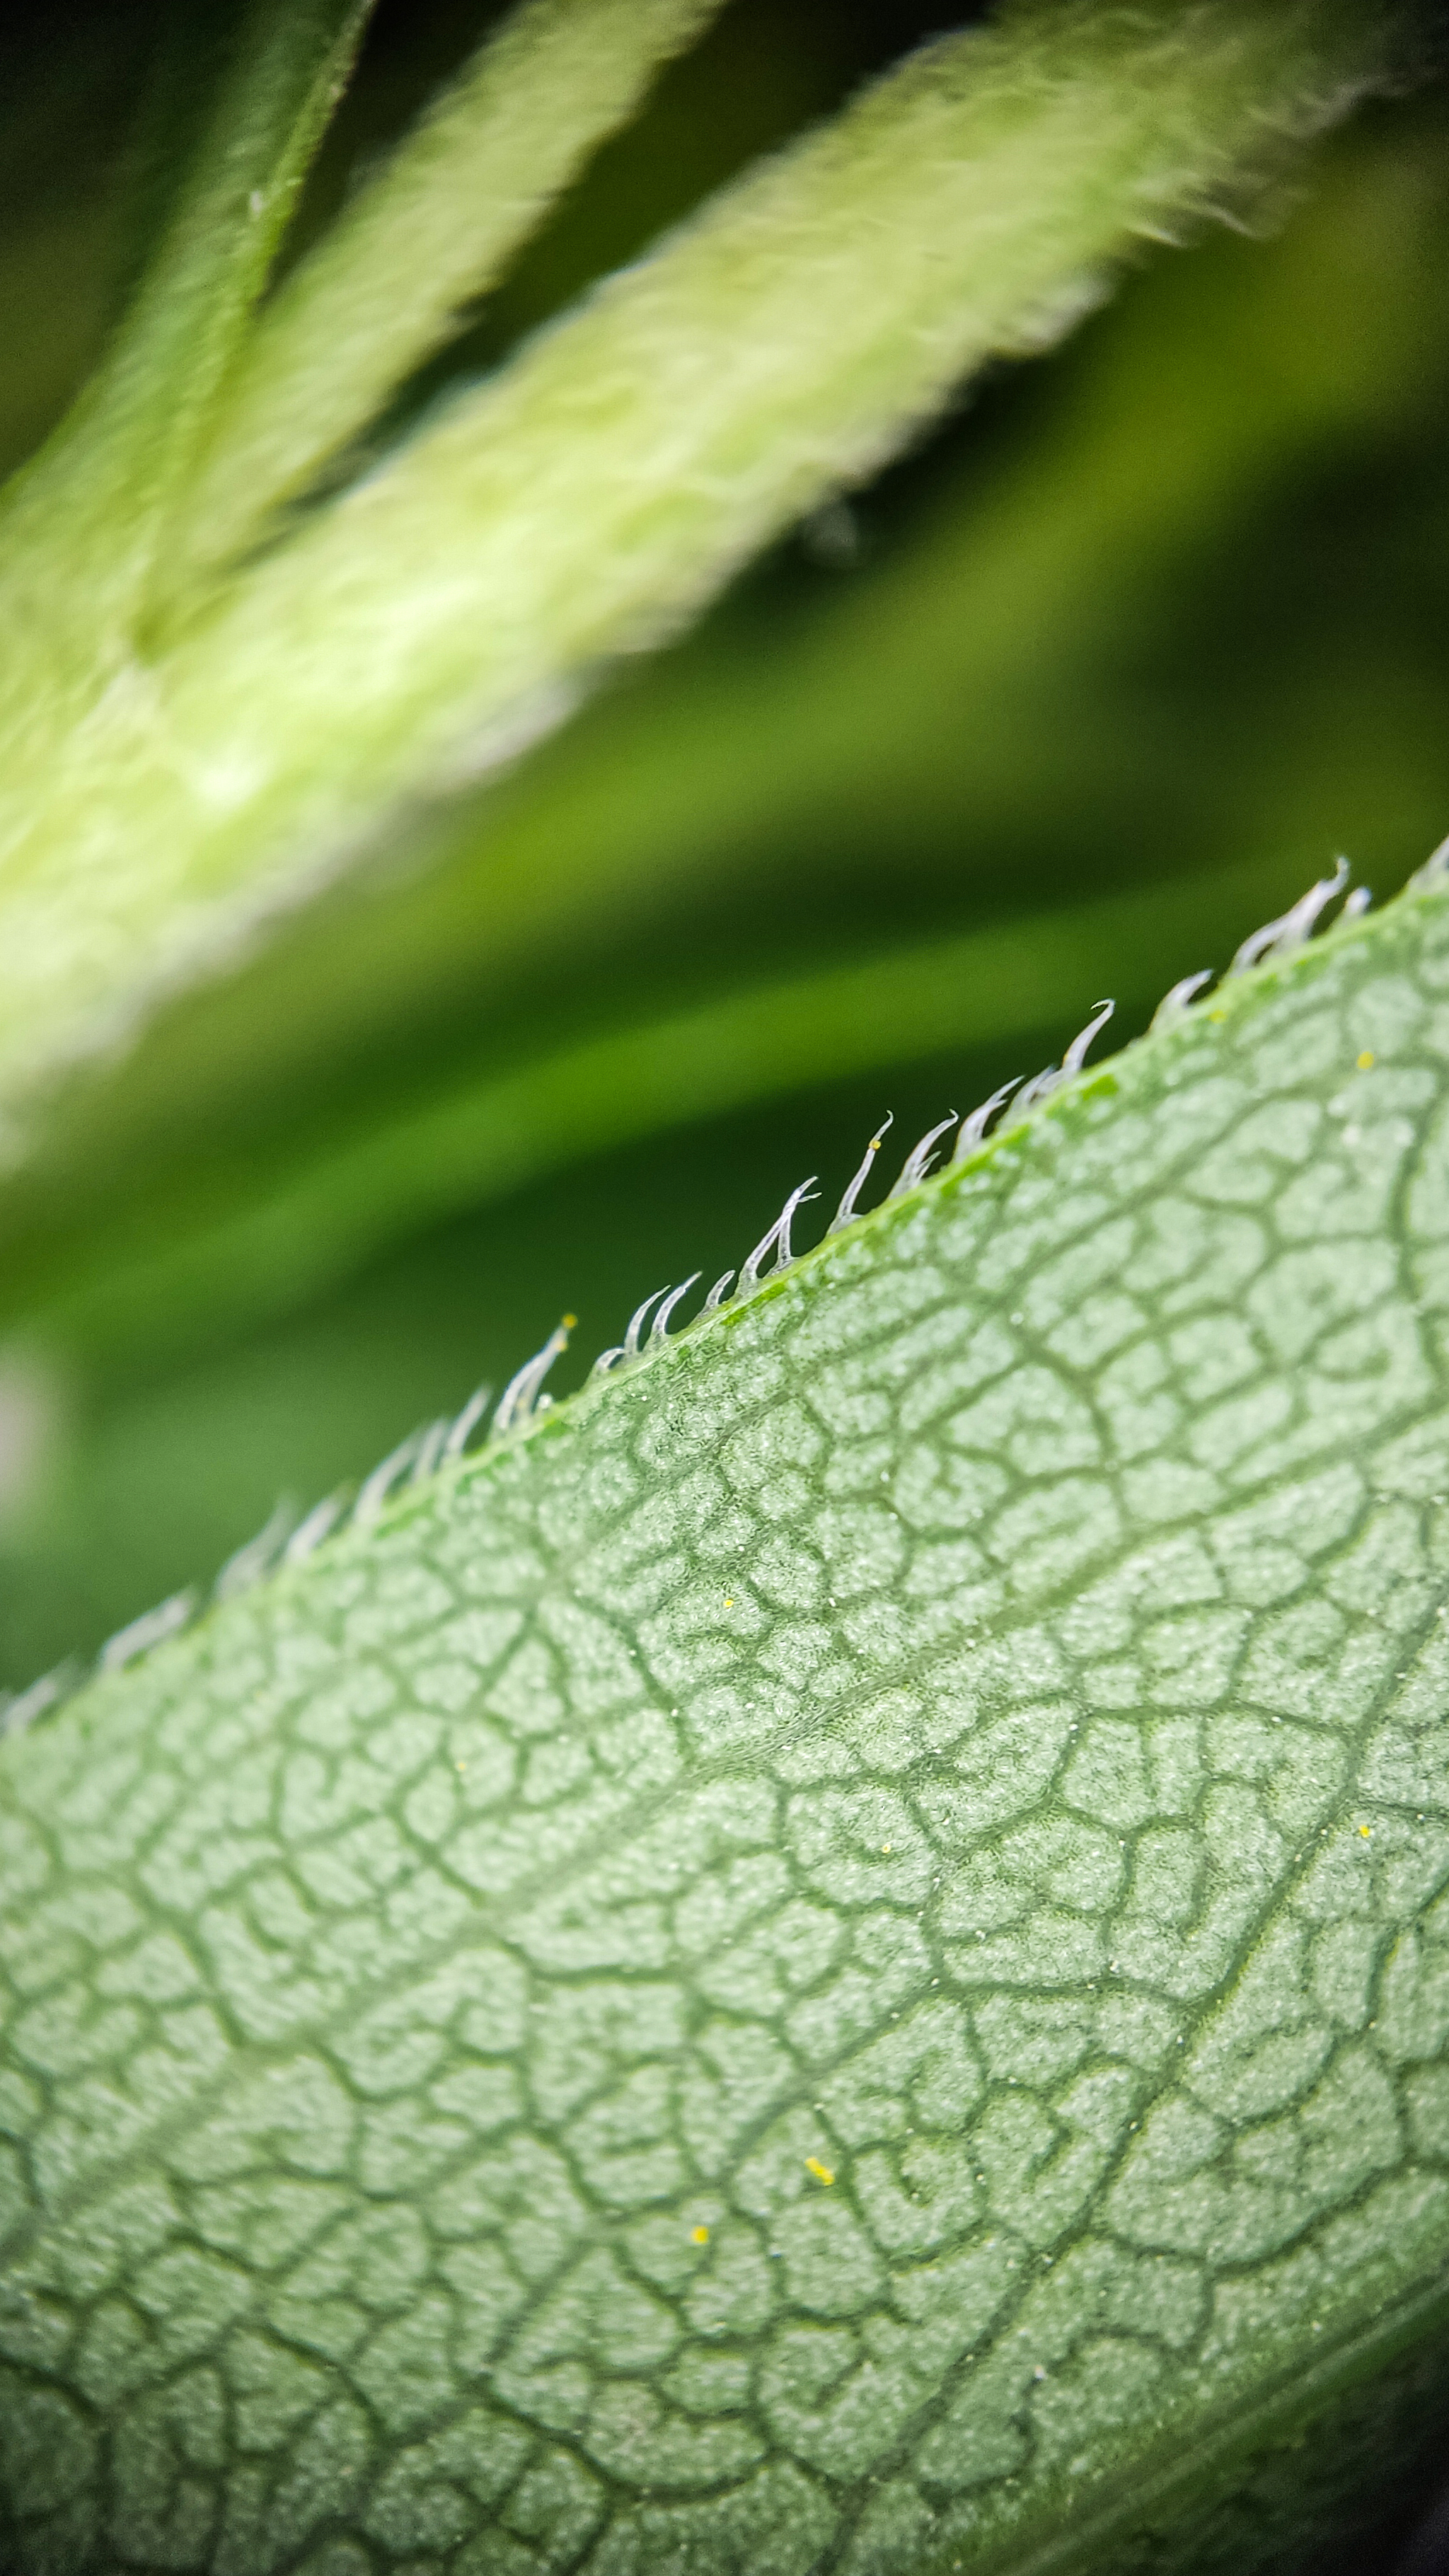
<box><xmin>0</xmin><ymin>0</ymin><xmax>375</xmax><ymax>629</ymax></box>
<box><xmin>5</xmin><ymin>107</ymin><xmax>1436</xmax><ymax>1370</ymax></box>
<box><xmin>173</xmin><ymin>0</ymin><xmax>729</xmax><ymax>594</ymax></box>
<box><xmin>0</xmin><ymin>0</ymin><xmax>1392</xmax><ymax>1152</ymax></box>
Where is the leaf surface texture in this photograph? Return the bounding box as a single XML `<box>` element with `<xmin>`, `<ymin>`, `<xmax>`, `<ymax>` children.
<box><xmin>4</xmin><ymin>883</ymin><xmax>1449</xmax><ymax>2570</ymax></box>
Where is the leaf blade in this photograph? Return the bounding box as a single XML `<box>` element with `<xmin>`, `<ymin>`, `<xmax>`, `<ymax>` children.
<box><xmin>4</xmin><ymin>874</ymin><xmax>1449</xmax><ymax>2569</ymax></box>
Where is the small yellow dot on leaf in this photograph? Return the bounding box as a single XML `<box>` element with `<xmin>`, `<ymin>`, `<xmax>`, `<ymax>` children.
<box><xmin>879</xmin><ymin>1843</ymin><xmax>893</xmax><ymax>1854</ymax></box>
<box><xmin>805</xmin><ymin>2156</ymin><xmax>836</xmax><ymax>2187</ymax></box>
<box><xmin>724</xmin><ymin>1597</ymin><xmax>734</xmax><ymax>1608</ymax></box>
<box><xmin>1208</xmin><ymin>1009</ymin><xmax>1227</xmax><ymax>1022</ymax></box>
<box><xmin>1358</xmin><ymin>1823</ymin><xmax>1373</xmax><ymax>1839</ymax></box>
<box><xmin>691</xmin><ymin>2224</ymin><xmax>710</xmax><ymax>2244</ymax></box>
<box><xmin>1356</xmin><ymin>1050</ymin><xmax>1375</xmax><ymax>1071</ymax></box>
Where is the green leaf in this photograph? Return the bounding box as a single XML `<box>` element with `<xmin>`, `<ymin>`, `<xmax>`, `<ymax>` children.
<box><xmin>0</xmin><ymin>0</ymin><xmax>1396</xmax><ymax>1156</ymax></box>
<box><xmin>5</xmin><ymin>866</ymin><xmax>1449</xmax><ymax>2572</ymax></box>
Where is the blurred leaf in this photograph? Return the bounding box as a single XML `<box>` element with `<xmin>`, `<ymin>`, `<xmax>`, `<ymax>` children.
<box><xmin>0</xmin><ymin>0</ymin><xmax>376</xmax><ymax>620</ymax></box>
<box><xmin>4</xmin><ymin>106</ymin><xmax>1445</xmax><ymax>1373</ymax></box>
<box><xmin>0</xmin><ymin>0</ymin><xmax>1395</xmax><ymax>1154</ymax></box>
<box><xmin>174</xmin><ymin>0</ymin><xmax>730</xmax><ymax>588</ymax></box>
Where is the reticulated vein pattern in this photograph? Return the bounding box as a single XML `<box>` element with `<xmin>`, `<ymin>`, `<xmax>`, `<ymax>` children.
<box><xmin>4</xmin><ymin>892</ymin><xmax>1449</xmax><ymax>2574</ymax></box>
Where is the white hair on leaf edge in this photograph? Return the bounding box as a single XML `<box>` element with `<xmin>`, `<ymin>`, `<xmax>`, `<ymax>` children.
<box><xmin>2</xmin><ymin>848</ymin><xmax>1425</xmax><ymax>1723</ymax></box>
<box><xmin>737</xmin><ymin>1177</ymin><xmax>819</xmax><ymax>1299</ymax></box>
<box><xmin>1227</xmin><ymin>857</ymin><xmax>1349</xmax><ymax>978</ymax></box>
<box><xmin>214</xmin><ymin>1498</ymin><xmax>298</xmax><ymax>1600</ymax></box>
<box><xmin>1151</xmin><ymin>970</ymin><xmax>1213</xmax><ymax>1032</ymax></box>
<box><xmin>284</xmin><ymin>1490</ymin><xmax>349</xmax><ymax>1564</ymax></box>
<box><xmin>354</xmin><ymin>1427</ymin><xmax>429</xmax><ymax>1527</ymax></box>
<box><xmin>953</xmin><ymin>1078</ymin><xmax>1023</xmax><ymax>1162</ymax></box>
<box><xmin>492</xmin><ymin>1317</ymin><xmax>573</xmax><ymax>1436</ymax></box>
<box><xmin>99</xmin><ymin>1590</ymin><xmax>195</xmax><ymax>1675</ymax></box>
<box><xmin>890</xmin><ymin>1114</ymin><xmax>957</xmax><ymax>1199</ymax></box>
<box><xmin>651</xmin><ymin>1274</ymin><xmax>701</xmax><ymax>1346</ymax></box>
<box><xmin>443</xmin><ymin>1381</ymin><xmax>494</xmax><ymax>1460</ymax></box>
<box><xmin>830</xmin><ymin>1117</ymin><xmax>892</xmax><ymax>1233</ymax></box>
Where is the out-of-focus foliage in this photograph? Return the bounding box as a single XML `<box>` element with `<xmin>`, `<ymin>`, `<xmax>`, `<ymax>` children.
<box><xmin>12</xmin><ymin>1</ymin><xmax>1351</xmax><ymax>1136</ymax></box>
<box><xmin>0</xmin><ymin>1</ymin><xmax>1445</xmax><ymax>1722</ymax></box>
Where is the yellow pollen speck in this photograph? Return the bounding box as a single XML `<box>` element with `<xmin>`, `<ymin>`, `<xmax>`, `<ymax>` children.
<box><xmin>724</xmin><ymin>1596</ymin><xmax>734</xmax><ymax>1608</ymax></box>
<box><xmin>456</xmin><ymin>1762</ymin><xmax>468</xmax><ymax>1772</ymax></box>
<box><xmin>880</xmin><ymin>1843</ymin><xmax>893</xmax><ymax>1854</ymax></box>
<box><xmin>562</xmin><ymin>1312</ymin><xmax>577</xmax><ymax>1329</ymax></box>
<box><xmin>1356</xmin><ymin>1050</ymin><xmax>1375</xmax><ymax>1070</ymax></box>
<box><xmin>691</xmin><ymin>2224</ymin><xmax>710</xmax><ymax>2244</ymax></box>
<box><xmin>1208</xmin><ymin>1009</ymin><xmax>1227</xmax><ymax>1022</ymax></box>
<box><xmin>805</xmin><ymin>2156</ymin><xmax>836</xmax><ymax>2186</ymax></box>
<box><xmin>1358</xmin><ymin>1823</ymin><xmax>1373</xmax><ymax>1838</ymax></box>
